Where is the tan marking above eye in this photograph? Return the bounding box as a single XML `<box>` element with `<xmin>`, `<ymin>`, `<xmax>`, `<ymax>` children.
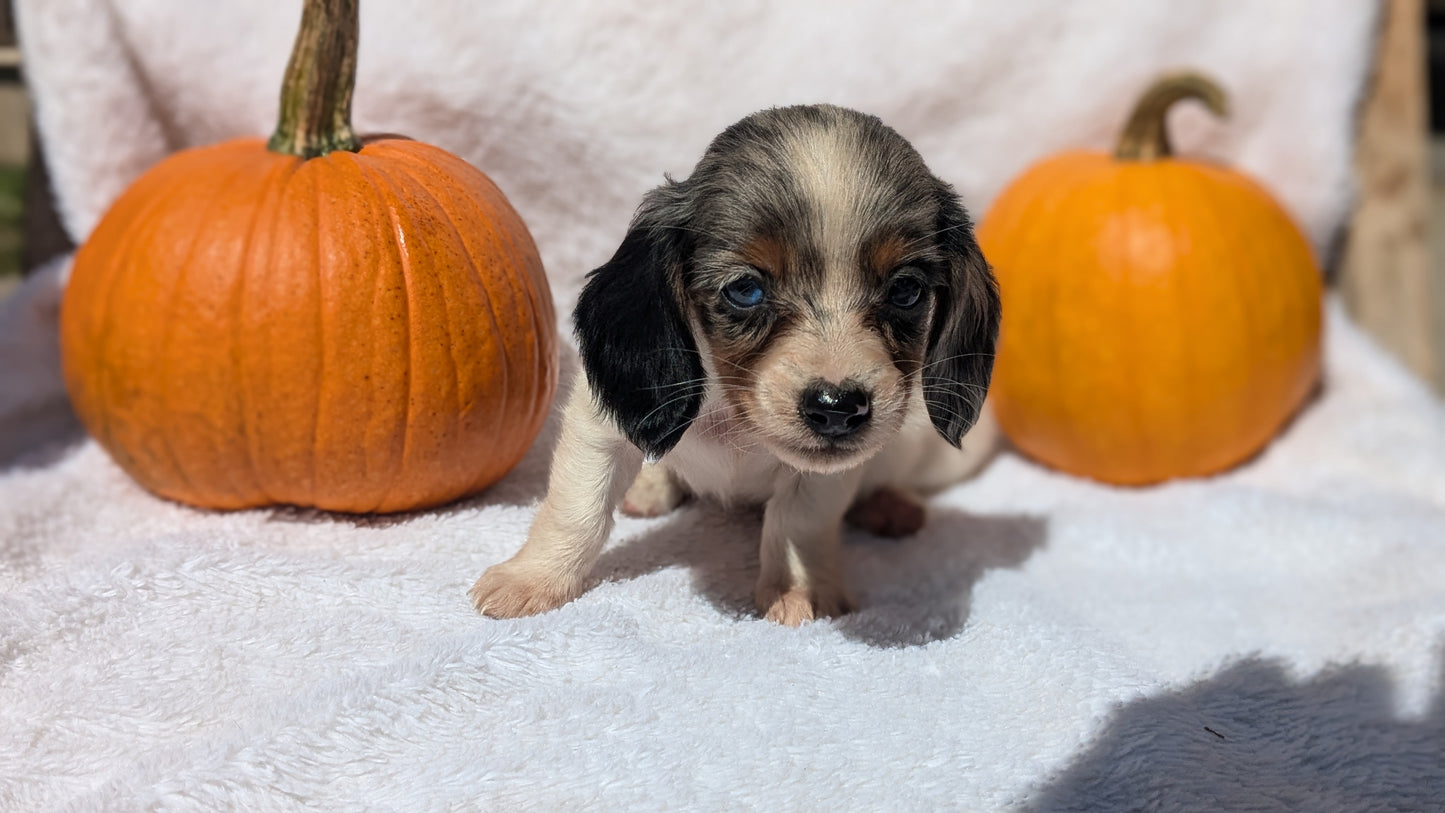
<box><xmin>739</xmin><ymin>235</ymin><xmax>787</xmax><ymax>276</ymax></box>
<box><xmin>864</xmin><ymin>233</ymin><xmax>913</xmax><ymax>280</ymax></box>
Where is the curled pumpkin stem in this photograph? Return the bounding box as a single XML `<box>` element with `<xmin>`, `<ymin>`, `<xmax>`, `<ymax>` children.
<box><xmin>1115</xmin><ymin>72</ymin><xmax>1230</xmax><ymax>162</ymax></box>
<box><xmin>268</xmin><ymin>0</ymin><xmax>362</xmax><ymax>159</ymax></box>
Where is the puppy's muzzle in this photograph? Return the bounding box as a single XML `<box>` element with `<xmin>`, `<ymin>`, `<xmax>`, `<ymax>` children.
<box><xmin>799</xmin><ymin>380</ymin><xmax>872</xmax><ymax>438</ymax></box>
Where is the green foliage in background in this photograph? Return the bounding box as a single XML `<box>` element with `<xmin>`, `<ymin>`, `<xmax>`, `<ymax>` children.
<box><xmin>0</xmin><ymin>164</ymin><xmax>21</xmax><ymax>277</ymax></box>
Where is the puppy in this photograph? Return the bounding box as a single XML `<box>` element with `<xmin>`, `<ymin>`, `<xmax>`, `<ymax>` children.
<box><xmin>470</xmin><ymin>104</ymin><xmax>1000</xmax><ymax>625</ymax></box>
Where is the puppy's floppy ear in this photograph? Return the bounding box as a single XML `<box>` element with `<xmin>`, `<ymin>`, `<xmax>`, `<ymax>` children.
<box><xmin>924</xmin><ymin>184</ymin><xmax>1001</xmax><ymax>447</ymax></box>
<box><xmin>574</xmin><ymin>187</ymin><xmax>703</xmax><ymax>459</ymax></box>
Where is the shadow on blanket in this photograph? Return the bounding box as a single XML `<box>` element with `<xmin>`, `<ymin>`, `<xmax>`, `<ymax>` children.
<box><xmin>593</xmin><ymin>504</ymin><xmax>1048</xmax><ymax>648</ymax></box>
<box><xmin>0</xmin><ymin>401</ymin><xmax>84</xmax><ymax>472</ymax></box>
<box><xmin>1028</xmin><ymin>655</ymin><xmax>1445</xmax><ymax>811</ymax></box>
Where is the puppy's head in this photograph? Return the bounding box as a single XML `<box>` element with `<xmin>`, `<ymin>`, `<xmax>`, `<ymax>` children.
<box><xmin>576</xmin><ymin>104</ymin><xmax>1000</xmax><ymax>472</ymax></box>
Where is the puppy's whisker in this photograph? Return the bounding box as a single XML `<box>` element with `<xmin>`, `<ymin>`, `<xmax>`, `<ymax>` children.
<box><xmin>637</xmin><ymin>374</ymin><xmax>752</xmax><ymax>394</ymax></box>
<box><xmin>639</xmin><ymin>379</ymin><xmax>710</xmax><ymax>393</ymax></box>
<box><xmin>917</xmin><ymin>398</ymin><xmax>987</xmax><ymax>426</ymax></box>
<box><xmin>917</xmin><ymin>379</ymin><xmax>991</xmax><ymax>398</ymax></box>
<box><xmin>642</xmin><ymin>395</ymin><xmax>709</xmax><ymax>421</ymax></box>
<box><xmin>918</xmin><ymin>397</ymin><xmax>984</xmax><ymax>418</ymax></box>
<box><xmin>632</xmin><ymin>388</ymin><xmax>712</xmax><ymax>428</ymax></box>
<box><xmin>922</xmin><ymin>380</ymin><xmax>992</xmax><ymax>397</ymax></box>
<box><xmin>631</xmin><ymin>346</ymin><xmax>708</xmax><ymax>359</ymax></box>
<box><xmin>920</xmin><ymin>220</ymin><xmax>973</xmax><ymax>240</ymax></box>
<box><xmin>922</xmin><ymin>394</ymin><xmax>989</xmax><ymax>418</ymax></box>
<box><xmin>919</xmin><ymin>352</ymin><xmax>995</xmax><ymax>371</ymax></box>
<box><xmin>917</xmin><ymin>410</ymin><xmax>984</xmax><ymax>436</ymax></box>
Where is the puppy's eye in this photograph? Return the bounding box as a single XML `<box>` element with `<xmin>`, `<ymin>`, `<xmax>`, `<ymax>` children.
<box><xmin>887</xmin><ymin>276</ymin><xmax>923</xmax><ymax>309</ymax></box>
<box><xmin>723</xmin><ymin>277</ymin><xmax>766</xmax><ymax>309</ymax></box>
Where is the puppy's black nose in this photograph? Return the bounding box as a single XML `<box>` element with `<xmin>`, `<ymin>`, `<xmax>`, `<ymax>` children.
<box><xmin>799</xmin><ymin>381</ymin><xmax>871</xmax><ymax>438</ymax></box>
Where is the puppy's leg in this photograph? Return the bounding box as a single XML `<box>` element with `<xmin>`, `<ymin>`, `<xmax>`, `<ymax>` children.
<box><xmin>756</xmin><ymin>468</ymin><xmax>865</xmax><ymax>626</ymax></box>
<box><xmin>470</xmin><ymin>381</ymin><xmax>642</xmax><ymax>618</ymax></box>
<box><xmin>621</xmin><ymin>463</ymin><xmax>689</xmax><ymax>518</ymax></box>
<box><xmin>845</xmin><ymin>487</ymin><xmax>926</xmax><ymax>538</ymax></box>
<box><xmin>848</xmin><ymin>402</ymin><xmax>1001</xmax><ymax>540</ymax></box>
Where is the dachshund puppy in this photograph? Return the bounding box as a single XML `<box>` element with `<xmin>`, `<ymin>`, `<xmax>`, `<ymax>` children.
<box><xmin>471</xmin><ymin>104</ymin><xmax>1000</xmax><ymax>625</ymax></box>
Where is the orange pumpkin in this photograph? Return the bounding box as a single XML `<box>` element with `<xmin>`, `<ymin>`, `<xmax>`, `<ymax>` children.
<box><xmin>60</xmin><ymin>0</ymin><xmax>556</xmax><ymax>513</ymax></box>
<box><xmin>978</xmin><ymin>73</ymin><xmax>1322</xmax><ymax>485</ymax></box>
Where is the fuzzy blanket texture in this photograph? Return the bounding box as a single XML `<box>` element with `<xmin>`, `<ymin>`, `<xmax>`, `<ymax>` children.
<box><xmin>5</xmin><ymin>0</ymin><xmax>1444</xmax><ymax>809</ymax></box>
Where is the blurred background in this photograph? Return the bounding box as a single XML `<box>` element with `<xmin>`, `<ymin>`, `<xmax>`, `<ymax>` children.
<box><xmin>1</xmin><ymin>0</ymin><xmax>22</xmax><ymax>291</ymax></box>
<box><xmin>2</xmin><ymin>0</ymin><xmax>69</xmax><ymax>302</ymax></box>
<box><xmin>1</xmin><ymin>0</ymin><xmax>1443</xmax><ymax>393</ymax></box>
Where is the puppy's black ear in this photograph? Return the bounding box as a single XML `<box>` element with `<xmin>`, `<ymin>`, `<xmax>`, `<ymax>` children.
<box><xmin>924</xmin><ymin>185</ymin><xmax>1001</xmax><ymax>447</ymax></box>
<box><xmin>574</xmin><ymin>194</ymin><xmax>703</xmax><ymax>459</ymax></box>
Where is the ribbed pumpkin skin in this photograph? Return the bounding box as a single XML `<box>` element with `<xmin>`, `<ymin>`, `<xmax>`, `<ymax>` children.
<box><xmin>61</xmin><ymin>137</ymin><xmax>557</xmax><ymax>513</ymax></box>
<box><xmin>978</xmin><ymin>150</ymin><xmax>1322</xmax><ymax>485</ymax></box>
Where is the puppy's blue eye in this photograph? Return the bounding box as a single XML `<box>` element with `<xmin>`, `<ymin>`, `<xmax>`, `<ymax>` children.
<box><xmin>723</xmin><ymin>277</ymin><xmax>766</xmax><ymax>309</ymax></box>
<box><xmin>888</xmin><ymin>276</ymin><xmax>923</xmax><ymax>309</ymax></box>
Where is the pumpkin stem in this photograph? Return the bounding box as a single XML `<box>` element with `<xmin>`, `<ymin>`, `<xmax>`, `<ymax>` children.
<box><xmin>1114</xmin><ymin>72</ymin><xmax>1229</xmax><ymax>162</ymax></box>
<box><xmin>268</xmin><ymin>0</ymin><xmax>362</xmax><ymax>159</ymax></box>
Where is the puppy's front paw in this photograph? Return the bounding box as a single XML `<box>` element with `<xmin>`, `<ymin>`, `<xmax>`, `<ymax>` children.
<box><xmin>756</xmin><ymin>584</ymin><xmax>854</xmax><ymax>627</ymax></box>
<box><xmin>469</xmin><ymin>559</ymin><xmax>581</xmax><ymax>618</ymax></box>
<box><xmin>845</xmin><ymin>487</ymin><xmax>925</xmax><ymax>538</ymax></box>
<box><xmin>620</xmin><ymin>464</ymin><xmax>688</xmax><ymax>518</ymax></box>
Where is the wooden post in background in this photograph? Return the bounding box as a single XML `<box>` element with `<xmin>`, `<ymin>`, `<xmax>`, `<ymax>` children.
<box><xmin>1339</xmin><ymin>0</ymin><xmax>1440</xmax><ymax>390</ymax></box>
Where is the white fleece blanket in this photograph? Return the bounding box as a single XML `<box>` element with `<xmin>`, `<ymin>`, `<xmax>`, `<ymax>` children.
<box><xmin>6</xmin><ymin>1</ymin><xmax>1445</xmax><ymax>809</ymax></box>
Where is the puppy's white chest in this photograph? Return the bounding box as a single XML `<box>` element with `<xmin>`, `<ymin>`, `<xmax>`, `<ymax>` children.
<box><xmin>665</xmin><ymin>407</ymin><xmax>781</xmax><ymax>507</ymax></box>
